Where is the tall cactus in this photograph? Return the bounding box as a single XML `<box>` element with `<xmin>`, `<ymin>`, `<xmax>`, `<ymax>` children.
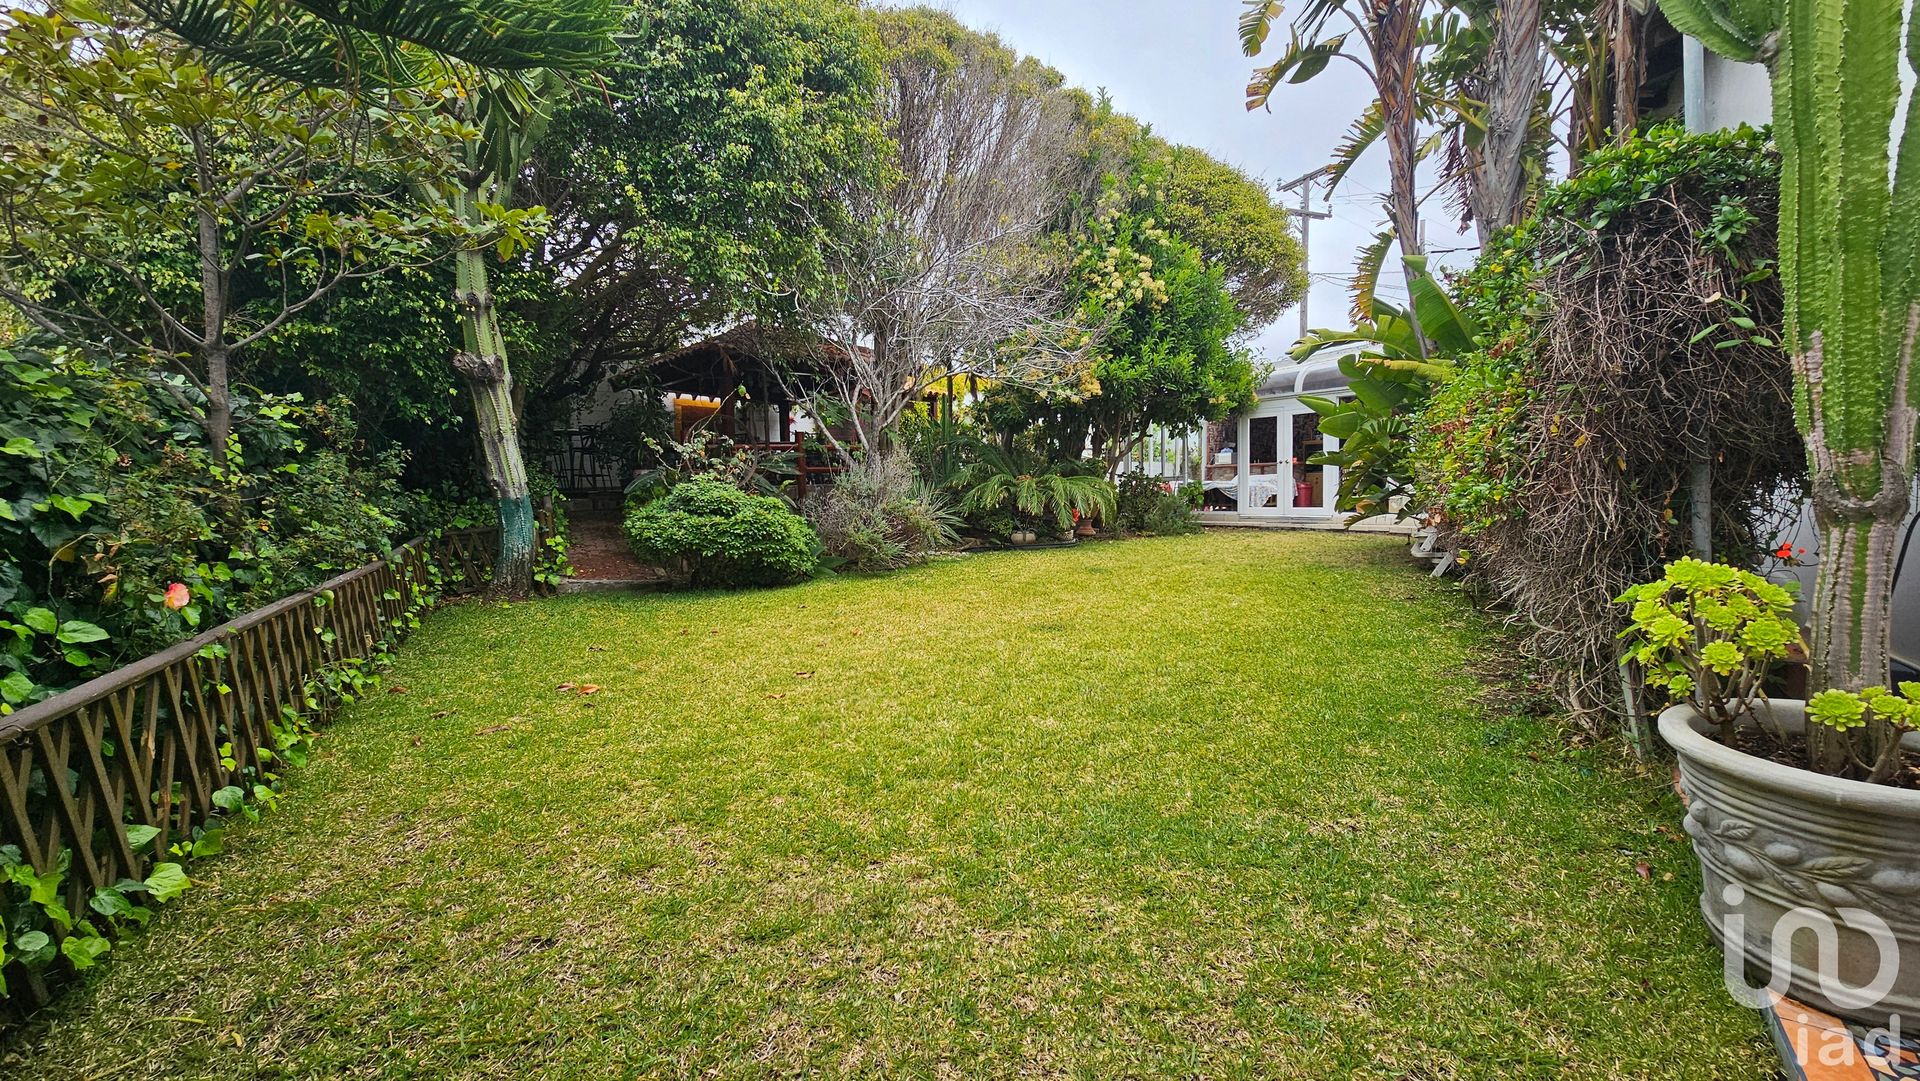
<box><xmin>1658</xmin><ymin>0</ymin><xmax>1919</xmax><ymax>728</ymax></box>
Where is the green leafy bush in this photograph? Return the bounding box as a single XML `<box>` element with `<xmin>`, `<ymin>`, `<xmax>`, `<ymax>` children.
<box><xmin>625</xmin><ymin>477</ymin><xmax>819</xmax><ymax>588</ymax></box>
<box><xmin>1115</xmin><ymin>472</ymin><xmax>1198</xmax><ymax>535</ymax></box>
<box><xmin>1</xmin><ymin>346</ymin><xmax>412</xmax><ymax>711</ymax></box>
<box><xmin>802</xmin><ymin>453</ymin><xmax>959</xmax><ymax>571</ymax></box>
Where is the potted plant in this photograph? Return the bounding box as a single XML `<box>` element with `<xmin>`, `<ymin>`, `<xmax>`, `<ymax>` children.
<box><xmin>1074</xmin><ymin>508</ymin><xmax>1097</xmax><ymax>538</ymax></box>
<box><xmin>1620</xmin><ymin>560</ymin><xmax>1920</xmax><ymax>1025</ymax></box>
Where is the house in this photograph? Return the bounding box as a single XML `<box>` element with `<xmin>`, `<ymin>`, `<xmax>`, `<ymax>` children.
<box><xmin>1115</xmin><ymin>347</ymin><xmax>1411</xmax><ymax>531</ymax></box>
<box><xmin>543</xmin><ymin>324</ymin><xmax>853</xmax><ymax>506</ymax></box>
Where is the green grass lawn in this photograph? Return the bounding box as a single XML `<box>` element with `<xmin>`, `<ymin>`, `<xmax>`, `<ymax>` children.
<box><xmin>1</xmin><ymin>531</ymin><xmax>1773</xmax><ymax>1078</ymax></box>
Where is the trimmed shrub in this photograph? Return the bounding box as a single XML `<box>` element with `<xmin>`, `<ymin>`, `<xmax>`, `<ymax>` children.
<box><xmin>624</xmin><ymin>477</ymin><xmax>819</xmax><ymax>588</ymax></box>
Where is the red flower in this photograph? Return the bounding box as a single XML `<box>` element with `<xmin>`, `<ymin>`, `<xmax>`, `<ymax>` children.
<box><xmin>163</xmin><ymin>582</ymin><xmax>190</xmax><ymax>610</ymax></box>
<box><xmin>1774</xmin><ymin>542</ymin><xmax>1794</xmax><ymax>560</ymax></box>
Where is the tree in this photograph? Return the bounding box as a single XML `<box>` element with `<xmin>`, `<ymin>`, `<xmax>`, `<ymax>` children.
<box><xmin>404</xmin><ymin>70</ymin><xmax>582</xmax><ymax>598</ymax></box>
<box><xmin>1243</xmin><ymin>0</ymin><xmax>1430</xmax><ymax>331</ymax></box>
<box><xmin>1658</xmin><ymin>0</ymin><xmax>1919</xmax><ymax>756</ymax></box>
<box><xmin>521</xmin><ymin>0</ymin><xmax>887</xmax><ymax>405</ymax></box>
<box><xmin>796</xmin><ymin>6</ymin><xmax>1093</xmax><ymax>457</ymax></box>
<box><xmin>998</xmin><ymin>142</ymin><xmax>1256</xmax><ymax>476</ymax></box>
<box><xmin>128</xmin><ymin>0</ymin><xmax>622</xmax><ymax>599</ymax></box>
<box><xmin>0</xmin><ymin>8</ymin><xmax>447</xmax><ymax>455</ymax></box>
<box><xmin>1159</xmin><ymin>145</ymin><xmax>1309</xmax><ymax>333</ymax></box>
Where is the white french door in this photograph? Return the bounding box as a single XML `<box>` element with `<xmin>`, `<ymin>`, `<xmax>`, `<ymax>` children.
<box><xmin>1236</xmin><ymin>403</ymin><xmax>1339</xmax><ymax>518</ymax></box>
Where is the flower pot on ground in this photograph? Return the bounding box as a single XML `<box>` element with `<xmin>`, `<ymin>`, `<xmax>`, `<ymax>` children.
<box><xmin>1075</xmin><ymin>520</ymin><xmax>1096</xmax><ymax>538</ymax></box>
<box><xmin>1662</xmin><ymin>701</ymin><xmax>1920</xmax><ymax>1026</ymax></box>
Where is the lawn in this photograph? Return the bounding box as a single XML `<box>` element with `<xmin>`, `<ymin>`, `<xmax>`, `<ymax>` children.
<box><xmin>0</xmin><ymin>531</ymin><xmax>1773</xmax><ymax>1078</ymax></box>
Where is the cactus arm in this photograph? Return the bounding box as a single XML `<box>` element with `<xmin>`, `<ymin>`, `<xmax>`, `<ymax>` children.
<box><xmin>1822</xmin><ymin>0</ymin><xmax>1901</xmax><ymax>492</ymax></box>
<box><xmin>1655</xmin><ymin>0</ymin><xmax>1772</xmax><ymax>61</ymax></box>
<box><xmin>1883</xmin><ymin>6</ymin><xmax>1920</xmax><ymax>353</ymax></box>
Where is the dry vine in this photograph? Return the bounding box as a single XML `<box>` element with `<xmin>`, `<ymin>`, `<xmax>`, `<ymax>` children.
<box><xmin>1437</xmin><ymin>142</ymin><xmax>1802</xmax><ymax>734</ymax></box>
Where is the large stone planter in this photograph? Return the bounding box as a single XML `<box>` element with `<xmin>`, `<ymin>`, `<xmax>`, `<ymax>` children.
<box><xmin>1662</xmin><ymin>701</ymin><xmax>1920</xmax><ymax>1027</ymax></box>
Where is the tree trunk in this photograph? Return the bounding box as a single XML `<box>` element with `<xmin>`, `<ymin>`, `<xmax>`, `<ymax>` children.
<box><xmin>1375</xmin><ymin>0</ymin><xmax>1428</xmax><ymax>350</ymax></box>
<box><xmin>1476</xmin><ymin>0</ymin><xmax>1543</xmax><ymax>241</ymax></box>
<box><xmin>197</xmin><ymin>204</ymin><xmax>233</xmax><ymax>458</ymax></box>
<box><xmin>1609</xmin><ymin>0</ymin><xmax>1643</xmax><ymax>137</ymax></box>
<box><xmin>451</xmin><ymin>230</ymin><xmax>536</xmax><ymax>600</ymax></box>
<box><xmin>203</xmin><ymin>340</ymin><xmax>232</xmax><ymax>459</ymax></box>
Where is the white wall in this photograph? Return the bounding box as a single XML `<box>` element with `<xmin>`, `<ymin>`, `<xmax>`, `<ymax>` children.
<box><xmin>1687</xmin><ymin>44</ymin><xmax>1772</xmax><ymax>131</ymax></box>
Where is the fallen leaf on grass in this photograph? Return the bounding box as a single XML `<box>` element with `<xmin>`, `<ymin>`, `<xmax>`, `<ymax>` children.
<box><xmin>557</xmin><ymin>683</ymin><xmax>576</xmax><ymax>693</ymax></box>
<box><xmin>1634</xmin><ymin>861</ymin><xmax>1652</xmax><ymax>881</ymax></box>
<box><xmin>387</xmin><ymin>685</ymin><xmax>409</xmax><ymax>695</ymax></box>
<box><xmin>795</xmin><ymin>671</ymin><xmax>814</xmax><ymax>680</ymax></box>
<box><xmin>430</xmin><ymin>710</ymin><xmax>452</xmax><ymax>720</ymax></box>
<box><xmin>579</xmin><ymin>684</ymin><xmax>601</xmax><ymax>695</ymax></box>
<box><xmin>767</xmin><ymin>693</ymin><xmax>787</xmax><ymax>700</ymax></box>
<box><xmin>476</xmin><ymin>724</ymin><xmax>512</xmax><ymax>736</ymax></box>
<box><xmin>588</xmin><ymin>645</ymin><xmax>608</xmax><ymax>653</ymax></box>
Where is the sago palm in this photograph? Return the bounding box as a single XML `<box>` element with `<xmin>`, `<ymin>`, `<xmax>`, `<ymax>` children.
<box><xmin>956</xmin><ymin>446</ymin><xmax>1118</xmax><ymax>533</ymax></box>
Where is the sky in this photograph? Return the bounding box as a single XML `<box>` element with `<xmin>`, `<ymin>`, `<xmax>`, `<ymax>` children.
<box><xmin>880</xmin><ymin>0</ymin><xmax>1447</xmax><ymax>365</ymax></box>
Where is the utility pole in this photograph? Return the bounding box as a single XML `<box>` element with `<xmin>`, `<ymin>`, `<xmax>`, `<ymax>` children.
<box><xmin>1278</xmin><ymin>168</ymin><xmax>1333</xmax><ymax>343</ymax></box>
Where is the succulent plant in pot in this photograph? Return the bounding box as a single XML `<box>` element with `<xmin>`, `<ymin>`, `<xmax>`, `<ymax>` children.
<box><xmin>1620</xmin><ymin>559</ymin><xmax>1920</xmax><ymax>1025</ymax></box>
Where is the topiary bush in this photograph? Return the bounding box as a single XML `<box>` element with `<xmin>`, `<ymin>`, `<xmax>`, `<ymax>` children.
<box><xmin>624</xmin><ymin>477</ymin><xmax>819</xmax><ymax>588</ymax></box>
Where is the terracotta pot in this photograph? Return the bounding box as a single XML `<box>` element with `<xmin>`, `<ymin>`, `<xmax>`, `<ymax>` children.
<box><xmin>1662</xmin><ymin>701</ymin><xmax>1920</xmax><ymax>1027</ymax></box>
<box><xmin>1075</xmin><ymin>522</ymin><xmax>1096</xmax><ymax>538</ymax></box>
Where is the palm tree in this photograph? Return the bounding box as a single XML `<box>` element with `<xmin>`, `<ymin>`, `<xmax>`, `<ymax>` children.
<box><xmin>1243</xmin><ymin>0</ymin><xmax>1429</xmax><ymax>294</ymax></box>
<box><xmin>129</xmin><ymin>1</ymin><xmax>621</xmax><ymax>89</ymax></box>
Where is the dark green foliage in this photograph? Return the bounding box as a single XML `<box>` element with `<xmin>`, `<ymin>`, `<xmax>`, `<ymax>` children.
<box><xmin>521</xmin><ymin>0</ymin><xmax>886</xmax><ymax>400</ymax></box>
<box><xmin>624</xmin><ymin>478</ymin><xmax>819</xmax><ymax>588</ymax></box>
<box><xmin>1115</xmin><ymin>472</ymin><xmax>1198</xmax><ymax>535</ymax></box>
<box><xmin>250</xmin><ymin>263</ymin><xmax>567</xmax><ymax>487</ymax></box>
<box><xmin>0</xmin><ymin>346</ymin><xmax>410</xmax><ymax>710</ymax></box>
<box><xmin>954</xmin><ymin>445</ymin><xmax>1117</xmax><ymax>534</ymax></box>
<box><xmin>132</xmin><ymin>0</ymin><xmax>623</xmax><ymax>89</ymax></box>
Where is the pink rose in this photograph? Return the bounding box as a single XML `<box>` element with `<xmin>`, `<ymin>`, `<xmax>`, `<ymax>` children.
<box><xmin>164</xmin><ymin>582</ymin><xmax>190</xmax><ymax>610</ymax></box>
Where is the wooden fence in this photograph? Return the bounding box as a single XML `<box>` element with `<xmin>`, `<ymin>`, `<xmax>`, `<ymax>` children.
<box><xmin>0</xmin><ymin>525</ymin><xmax>523</xmax><ymax>1004</ymax></box>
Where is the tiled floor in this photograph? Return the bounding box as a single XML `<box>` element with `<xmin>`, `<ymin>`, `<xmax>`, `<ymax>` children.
<box><xmin>1771</xmin><ymin>996</ymin><xmax>1919</xmax><ymax>1080</ymax></box>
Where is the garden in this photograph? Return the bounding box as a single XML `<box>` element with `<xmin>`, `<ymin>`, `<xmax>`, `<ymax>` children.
<box><xmin>0</xmin><ymin>0</ymin><xmax>1915</xmax><ymax>1076</ymax></box>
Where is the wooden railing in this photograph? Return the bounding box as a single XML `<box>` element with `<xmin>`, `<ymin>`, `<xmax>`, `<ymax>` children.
<box><xmin>0</xmin><ymin>525</ymin><xmax>519</xmax><ymax>1004</ymax></box>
